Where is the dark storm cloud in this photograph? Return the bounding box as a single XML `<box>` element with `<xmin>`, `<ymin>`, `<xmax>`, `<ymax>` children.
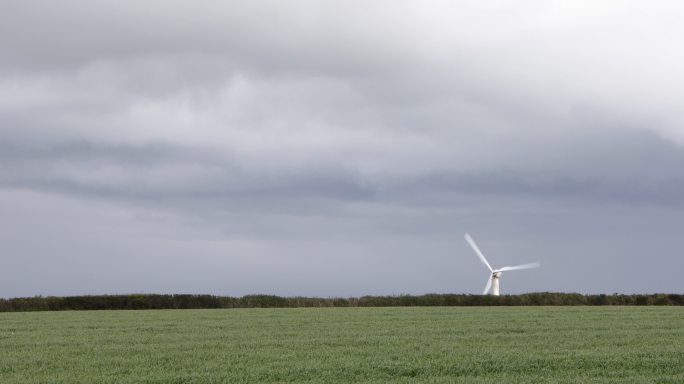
<box><xmin>1</xmin><ymin>1</ymin><xmax>684</xmax><ymax>297</ymax></box>
<box><xmin>4</xmin><ymin>132</ymin><xmax>684</xmax><ymax>209</ymax></box>
<box><xmin>0</xmin><ymin>140</ymin><xmax>372</xmax><ymax>200</ymax></box>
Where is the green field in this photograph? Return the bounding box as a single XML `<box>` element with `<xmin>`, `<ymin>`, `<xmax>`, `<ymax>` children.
<box><xmin>1</xmin><ymin>307</ymin><xmax>682</xmax><ymax>383</ymax></box>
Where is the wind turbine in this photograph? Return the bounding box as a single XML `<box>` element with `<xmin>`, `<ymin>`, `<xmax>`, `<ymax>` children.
<box><xmin>464</xmin><ymin>233</ymin><xmax>540</xmax><ymax>296</ymax></box>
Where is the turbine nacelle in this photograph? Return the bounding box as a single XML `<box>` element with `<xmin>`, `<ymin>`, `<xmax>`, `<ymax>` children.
<box><xmin>464</xmin><ymin>233</ymin><xmax>540</xmax><ymax>296</ymax></box>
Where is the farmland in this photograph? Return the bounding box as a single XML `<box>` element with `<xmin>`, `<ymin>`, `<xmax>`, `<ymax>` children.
<box><xmin>1</xmin><ymin>307</ymin><xmax>682</xmax><ymax>383</ymax></box>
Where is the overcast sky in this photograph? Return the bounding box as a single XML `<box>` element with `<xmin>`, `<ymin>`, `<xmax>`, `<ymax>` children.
<box><xmin>2</xmin><ymin>1</ymin><xmax>684</xmax><ymax>298</ymax></box>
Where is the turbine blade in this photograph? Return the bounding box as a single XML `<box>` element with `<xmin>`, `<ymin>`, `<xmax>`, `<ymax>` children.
<box><xmin>465</xmin><ymin>233</ymin><xmax>493</xmax><ymax>272</ymax></box>
<box><xmin>496</xmin><ymin>262</ymin><xmax>540</xmax><ymax>272</ymax></box>
<box><xmin>482</xmin><ymin>275</ymin><xmax>493</xmax><ymax>295</ymax></box>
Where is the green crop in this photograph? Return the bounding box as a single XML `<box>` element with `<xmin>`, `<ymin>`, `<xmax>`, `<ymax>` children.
<box><xmin>1</xmin><ymin>307</ymin><xmax>682</xmax><ymax>383</ymax></box>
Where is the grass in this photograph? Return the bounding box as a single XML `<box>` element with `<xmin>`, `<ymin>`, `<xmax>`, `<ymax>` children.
<box><xmin>0</xmin><ymin>307</ymin><xmax>682</xmax><ymax>383</ymax></box>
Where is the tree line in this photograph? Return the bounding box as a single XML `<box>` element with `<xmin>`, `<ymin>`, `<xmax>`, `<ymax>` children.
<box><xmin>0</xmin><ymin>293</ymin><xmax>682</xmax><ymax>312</ymax></box>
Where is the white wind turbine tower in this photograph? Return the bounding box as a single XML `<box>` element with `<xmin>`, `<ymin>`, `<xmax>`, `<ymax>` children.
<box><xmin>464</xmin><ymin>233</ymin><xmax>540</xmax><ymax>296</ymax></box>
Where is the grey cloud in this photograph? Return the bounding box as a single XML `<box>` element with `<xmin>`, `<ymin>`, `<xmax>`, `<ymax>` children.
<box><xmin>5</xmin><ymin>128</ymin><xmax>684</xmax><ymax>213</ymax></box>
<box><xmin>1</xmin><ymin>1</ymin><xmax>684</xmax><ymax>297</ymax></box>
<box><xmin>0</xmin><ymin>140</ymin><xmax>375</xmax><ymax>208</ymax></box>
